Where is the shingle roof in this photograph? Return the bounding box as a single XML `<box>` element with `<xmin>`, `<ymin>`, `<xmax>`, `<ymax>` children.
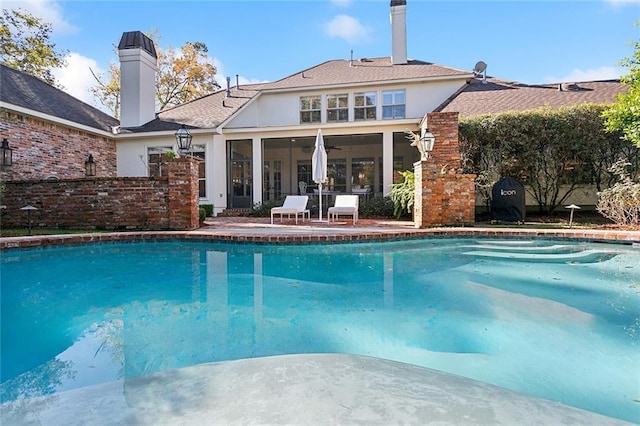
<box><xmin>156</xmin><ymin>58</ymin><xmax>472</xmax><ymax>130</ymax></box>
<box><xmin>157</xmin><ymin>85</ymin><xmax>262</xmax><ymax>129</ymax></box>
<box><xmin>0</xmin><ymin>64</ymin><xmax>119</xmax><ymax>132</ymax></box>
<box><xmin>437</xmin><ymin>77</ymin><xmax>627</xmax><ymax>118</ymax></box>
<box><xmin>264</xmin><ymin>57</ymin><xmax>471</xmax><ymax>90</ymax></box>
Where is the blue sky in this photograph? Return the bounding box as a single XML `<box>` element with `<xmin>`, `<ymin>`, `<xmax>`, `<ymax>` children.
<box><xmin>4</xmin><ymin>0</ymin><xmax>639</xmax><ymax>111</ymax></box>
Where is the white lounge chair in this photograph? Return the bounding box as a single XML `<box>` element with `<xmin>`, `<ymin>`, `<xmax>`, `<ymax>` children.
<box><xmin>328</xmin><ymin>195</ymin><xmax>359</xmax><ymax>225</ymax></box>
<box><xmin>270</xmin><ymin>195</ymin><xmax>310</xmax><ymax>224</ymax></box>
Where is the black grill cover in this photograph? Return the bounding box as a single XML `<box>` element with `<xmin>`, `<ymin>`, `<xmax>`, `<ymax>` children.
<box><xmin>490</xmin><ymin>177</ymin><xmax>525</xmax><ymax>222</ymax></box>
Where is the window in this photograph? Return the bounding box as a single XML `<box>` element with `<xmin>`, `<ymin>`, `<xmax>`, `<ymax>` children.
<box><xmin>351</xmin><ymin>158</ymin><xmax>375</xmax><ymax>190</ymax></box>
<box><xmin>327</xmin><ymin>159</ymin><xmax>347</xmax><ymax>192</ymax></box>
<box><xmin>382</xmin><ymin>89</ymin><xmax>405</xmax><ymax>119</ymax></box>
<box><xmin>147</xmin><ymin>146</ymin><xmax>173</xmax><ymax>177</ymax></box>
<box><xmin>326</xmin><ymin>94</ymin><xmax>348</xmax><ymax>122</ymax></box>
<box><xmin>354</xmin><ymin>92</ymin><xmax>376</xmax><ymax>120</ymax></box>
<box><xmin>192</xmin><ymin>144</ymin><xmax>206</xmax><ymax>198</ymax></box>
<box><xmin>300</xmin><ymin>96</ymin><xmax>321</xmax><ymax>123</ymax></box>
<box><xmin>297</xmin><ymin>161</ymin><xmax>312</xmax><ymax>193</ymax></box>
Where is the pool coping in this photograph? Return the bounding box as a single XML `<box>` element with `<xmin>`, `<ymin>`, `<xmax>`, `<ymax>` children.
<box><xmin>1</xmin><ymin>225</ymin><xmax>639</xmax><ymax>250</ymax></box>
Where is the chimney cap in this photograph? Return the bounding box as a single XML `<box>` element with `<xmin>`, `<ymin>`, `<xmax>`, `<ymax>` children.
<box><xmin>118</xmin><ymin>31</ymin><xmax>157</xmax><ymax>58</ymax></box>
<box><xmin>391</xmin><ymin>0</ymin><xmax>406</xmax><ymax>6</ymax></box>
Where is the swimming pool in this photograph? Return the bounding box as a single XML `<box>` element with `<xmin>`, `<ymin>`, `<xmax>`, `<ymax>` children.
<box><xmin>1</xmin><ymin>238</ymin><xmax>638</xmax><ymax>422</ymax></box>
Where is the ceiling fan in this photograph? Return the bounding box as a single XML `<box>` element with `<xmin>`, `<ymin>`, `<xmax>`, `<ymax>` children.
<box><xmin>325</xmin><ymin>145</ymin><xmax>342</xmax><ymax>154</ymax></box>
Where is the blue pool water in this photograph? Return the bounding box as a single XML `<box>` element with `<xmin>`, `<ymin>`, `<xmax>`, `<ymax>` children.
<box><xmin>1</xmin><ymin>238</ymin><xmax>638</xmax><ymax>422</ymax></box>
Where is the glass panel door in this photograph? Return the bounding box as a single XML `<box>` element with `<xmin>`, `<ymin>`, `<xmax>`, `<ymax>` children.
<box><xmin>229</xmin><ymin>140</ymin><xmax>252</xmax><ymax>208</ymax></box>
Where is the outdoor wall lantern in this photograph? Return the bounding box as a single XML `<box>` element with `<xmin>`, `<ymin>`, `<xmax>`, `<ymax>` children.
<box><xmin>1</xmin><ymin>138</ymin><xmax>13</xmax><ymax>166</ymax></box>
<box><xmin>85</xmin><ymin>154</ymin><xmax>96</xmax><ymax>176</ymax></box>
<box><xmin>175</xmin><ymin>124</ymin><xmax>192</xmax><ymax>156</ymax></box>
<box><xmin>418</xmin><ymin>130</ymin><xmax>435</xmax><ymax>161</ymax></box>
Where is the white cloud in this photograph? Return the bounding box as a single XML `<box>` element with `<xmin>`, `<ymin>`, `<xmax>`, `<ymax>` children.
<box><xmin>53</xmin><ymin>52</ymin><xmax>104</xmax><ymax>108</ymax></box>
<box><xmin>213</xmin><ymin>57</ymin><xmax>269</xmax><ymax>89</ymax></box>
<box><xmin>3</xmin><ymin>0</ymin><xmax>77</xmax><ymax>34</ymax></box>
<box><xmin>324</xmin><ymin>14</ymin><xmax>371</xmax><ymax>44</ymax></box>
<box><xmin>546</xmin><ymin>66</ymin><xmax>624</xmax><ymax>83</ymax></box>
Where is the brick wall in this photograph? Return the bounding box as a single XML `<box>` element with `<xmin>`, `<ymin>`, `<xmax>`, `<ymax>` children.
<box><xmin>414</xmin><ymin>112</ymin><xmax>476</xmax><ymax>227</ymax></box>
<box><xmin>0</xmin><ymin>158</ymin><xmax>199</xmax><ymax>231</ymax></box>
<box><xmin>0</xmin><ymin>110</ymin><xmax>117</xmax><ymax>181</ymax></box>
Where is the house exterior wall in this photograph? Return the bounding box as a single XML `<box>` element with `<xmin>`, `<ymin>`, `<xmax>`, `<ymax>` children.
<box><xmin>1</xmin><ymin>158</ymin><xmax>199</xmax><ymax>230</ymax></box>
<box><xmin>0</xmin><ymin>109</ymin><xmax>117</xmax><ymax>182</ymax></box>
<box><xmin>225</xmin><ymin>80</ymin><xmax>467</xmax><ymax>129</ymax></box>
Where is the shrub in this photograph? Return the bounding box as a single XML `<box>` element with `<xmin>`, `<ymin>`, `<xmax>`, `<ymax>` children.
<box><xmin>389</xmin><ymin>170</ymin><xmax>415</xmax><ymax>218</ymax></box>
<box><xmin>198</xmin><ymin>207</ymin><xmax>207</xmax><ymax>222</ymax></box>
<box><xmin>249</xmin><ymin>199</ymin><xmax>282</xmax><ymax>217</ymax></box>
<box><xmin>200</xmin><ymin>204</ymin><xmax>214</xmax><ymax>217</ymax></box>
<box><xmin>597</xmin><ymin>159</ymin><xmax>640</xmax><ymax>227</ymax></box>
<box><xmin>359</xmin><ymin>195</ymin><xmax>395</xmax><ymax>218</ymax></box>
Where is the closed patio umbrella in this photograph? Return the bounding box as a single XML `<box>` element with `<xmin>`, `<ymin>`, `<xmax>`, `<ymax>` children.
<box><xmin>312</xmin><ymin>129</ymin><xmax>328</xmax><ymax>221</ymax></box>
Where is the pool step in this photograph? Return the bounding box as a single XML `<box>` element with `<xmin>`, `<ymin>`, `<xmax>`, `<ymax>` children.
<box><xmin>463</xmin><ymin>244</ymin><xmax>582</xmax><ymax>254</ymax></box>
<box><xmin>462</xmin><ymin>248</ymin><xmax>615</xmax><ymax>263</ymax></box>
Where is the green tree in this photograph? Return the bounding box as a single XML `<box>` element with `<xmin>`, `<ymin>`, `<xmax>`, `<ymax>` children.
<box><xmin>91</xmin><ymin>34</ymin><xmax>220</xmax><ymax>117</ymax></box>
<box><xmin>602</xmin><ymin>28</ymin><xmax>640</xmax><ymax>147</ymax></box>
<box><xmin>0</xmin><ymin>8</ymin><xmax>67</xmax><ymax>85</ymax></box>
<box><xmin>460</xmin><ymin>104</ymin><xmax>638</xmax><ymax>214</ymax></box>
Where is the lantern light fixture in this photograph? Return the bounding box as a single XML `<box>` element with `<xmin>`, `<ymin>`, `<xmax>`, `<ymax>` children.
<box><xmin>418</xmin><ymin>131</ymin><xmax>436</xmax><ymax>161</ymax></box>
<box><xmin>175</xmin><ymin>124</ymin><xmax>192</xmax><ymax>155</ymax></box>
<box><xmin>1</xmin><ymin>138</ymin><xmax>13</xmax><ymax>167</ymax></box>
<box><xmin>85</xmin><ymin>154</ymin><xmax>96</xmax><ymax>177</ymax></box>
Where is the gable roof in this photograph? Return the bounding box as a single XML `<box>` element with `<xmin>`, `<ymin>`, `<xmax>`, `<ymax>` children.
<box><xmin>264</xmin><ymin>57</ymin><xmax>471</xmax><ymax>90</ymax></box>
<box><xmin>0</xmin><ymin>64</ymin><xmax>119</xmax><ymax>132</ymax></box>
<box><xmin>154</xmin><ymin>57</ymin><xmax>473</xmax><ymax>131</ymax></box>
<box><xmin>436</xmin><ymin>77</ymin><xmax>627</xmax><ymax>118</ymax></box>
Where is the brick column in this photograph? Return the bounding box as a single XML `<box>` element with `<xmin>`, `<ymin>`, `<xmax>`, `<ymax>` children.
<box><xmin>415</xmin><ymin>112</ymin><xmax>476</xmax><ymax>228</ymax></box>
<box><xmin>167</xmin><ymin>157</ymin><xmax>199</xmax><ymax>230</ymax></box>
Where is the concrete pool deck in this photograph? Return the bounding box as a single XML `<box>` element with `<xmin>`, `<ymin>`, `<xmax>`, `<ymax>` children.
<box><xmin>1</xmin><ymin>354</ymin><xmax>633</xmax><ymax>425</ymax></box>
<box><xmin>1</xmin><ymin>219</ymin><xmax>638</xmax><ymax>425</ymax></box>
<box><xmin>1</xmin><ymin>217</ymin><xmax>639</xmax><ymax>249</ymax></box>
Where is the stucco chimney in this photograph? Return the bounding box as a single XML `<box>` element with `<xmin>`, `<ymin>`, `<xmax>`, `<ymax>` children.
<box><xmin>391</xmin><ymin>0</ymin><xmax>407</xmax><ymax>65</ymax></box>
<box><xmin>390</xmin><ymin>0</ymin><xmax>407</xmax><ymax>65</ymax></box>
<box><xmin>118</xmin><ymin>31</ymin><xmax>157</xmax><ymax>128</ymax></box>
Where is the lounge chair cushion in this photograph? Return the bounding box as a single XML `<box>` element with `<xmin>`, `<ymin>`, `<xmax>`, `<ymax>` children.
<box><xmin>271</xmin><ymin>195</ymin><xmax>310</xmax><ymax>224</ymax></box>
<box><xmin>328</xmin><ymin>195</ymin><xmax>359</xmax><ymax>225</ymax></box>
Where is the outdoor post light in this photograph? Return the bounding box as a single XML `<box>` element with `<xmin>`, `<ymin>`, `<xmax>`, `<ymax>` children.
<box><xmin>21</xmin><ymin>205</ymin><xmax>38</xmax><ymax>236</ymax></box>
<box><xmin>85</xmin><ymin>154</ymin><xmax>96</xmax><ymax>177</ymax></box>
<box><xmin>1</xmin><ymin>138</ymin><xmax>13</xmax><ymax>166</ymax></box>
<box><xmin>418</xmin><ymin>131</ymin><xmax>435</xmax><ymax>161</ymax></box>
<box><xmin>175</xmin><ymin>124</ymin><xmax>192</xmax><ymax>156</ymax></box>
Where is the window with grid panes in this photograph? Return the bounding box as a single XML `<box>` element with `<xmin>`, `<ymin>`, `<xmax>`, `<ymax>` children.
<box><xmin>300</xmin><ymin>95</ymin><xmax>321</xmax><ymax>123</ymax></box>
<box><xmin>354</xmin><ymin>92</ymin><xmax>376</xmax><ymax>120</ymax></box>
<box><xmin>326</xmin><ymin>94</ymin><xmax>348</xmax><ymax>122</ymax></box>
<box><xmin>147</xmin><ymin>146</ymin><xmax>173</xmax><ymax>177</ymax></box>
<box><xmin>382</xmin><ymin>89</ymin><xmax>405</xmax><ymax>119</ymax></box>
<box><xmin>191</xmin><ymin>144</ymin><xmax>206</xmax><ymax>198</ymax></box>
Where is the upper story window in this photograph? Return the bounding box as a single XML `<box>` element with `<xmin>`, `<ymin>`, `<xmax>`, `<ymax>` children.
<box><xmin>300</xmin><ymin>96</ymin><xmax>321</xmax><ymax>123</ymax></box>
<box><xmin>326</xmin><ymin>94</ymin><xmax>348</xmax><ymax>122</ymax></box>
<box><xmin>354</xmin><ymin>92</ymin><xmax>377</xmax><ymax>120</ymax></box>
<box><xmin>382</xmin><ymin>89</ymin><xmax>405</xmax><ymax>119</ymax></box>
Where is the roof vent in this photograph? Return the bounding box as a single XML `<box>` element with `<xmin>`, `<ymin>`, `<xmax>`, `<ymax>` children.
<box><xmin>226</xmin><ymin>76</ymin><xmax>231</xmax><ymax>97</ymax></box>
<box><xmin>562</xmin><ymin>82</ymin><xmax>581</xmax><ymax>91</ymax></box>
